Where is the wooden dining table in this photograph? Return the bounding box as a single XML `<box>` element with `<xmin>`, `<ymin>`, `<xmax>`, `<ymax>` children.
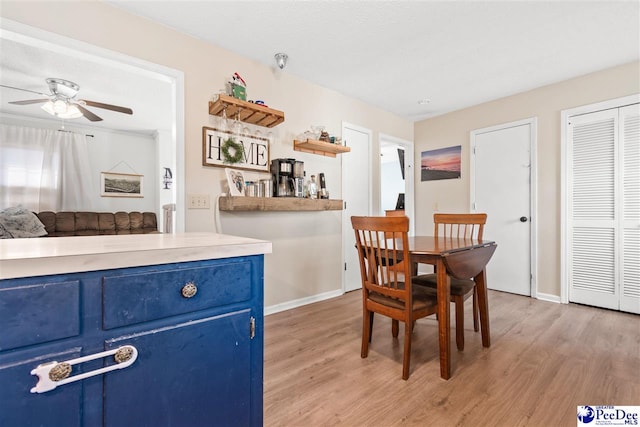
<box><xmin>403</xmin><ymin>236</ymin><xmax>497</xmax><ymax>380</ymax></box>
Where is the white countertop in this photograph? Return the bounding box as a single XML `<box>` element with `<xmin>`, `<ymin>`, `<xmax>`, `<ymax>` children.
<box><xmin>0</xmin><ymin>232</ymin><xmax>272</xmax><ymax>280</ymax></box>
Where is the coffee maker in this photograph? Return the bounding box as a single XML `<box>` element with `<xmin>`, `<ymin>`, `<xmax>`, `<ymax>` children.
<box><xmin>293</xmin><ymin>161</ymin><xmax>305</xmax><ymax>198</ymax></box>
<box><xmin>270</xmin><ymin>158</ymin><xmax>295</xmax><ymax>197</ymax></box>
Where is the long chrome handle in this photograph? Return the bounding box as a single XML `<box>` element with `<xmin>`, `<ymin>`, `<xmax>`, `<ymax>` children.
<box><xmin>30</xmin><ymin>345</ymin><xmax>138</xmax><ymax>394</ymax></box>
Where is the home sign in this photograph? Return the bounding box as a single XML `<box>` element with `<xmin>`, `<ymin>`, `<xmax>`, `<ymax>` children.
<box><xmin>202</xmin><ymin>126</ymin><xmax>270</xmax><ymax>172</ymax></box>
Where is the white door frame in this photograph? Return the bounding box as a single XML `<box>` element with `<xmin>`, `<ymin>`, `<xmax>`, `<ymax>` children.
<box><xmin>379</xmin><ymin>133</ymin><xmax>415</xmax><ymax>235</ymax></box>
<box><xmin>470</xmin><ymin>117</ymin><xmax>538</xmax><ymax>299</ymax></box>
<box><xmin>560</xmin><ymin>93</ymin><xmax>640</xmax><ymax>304</ymax></box>
<box><xmin>342</xmin><ymin>122</ymin><xmax>373</xmax><ymax>293</ymax></box>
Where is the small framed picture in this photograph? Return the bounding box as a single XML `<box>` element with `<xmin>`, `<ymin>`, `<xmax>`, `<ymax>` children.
<box><xmin>225</xmin><ymin>168</ymin><xmax>245</xmax><ymax>196</ymax></box>
<box><xmin>101</xmin><ymin>172</ymin><xmax>144</xmax><ymax>198</ymax></box>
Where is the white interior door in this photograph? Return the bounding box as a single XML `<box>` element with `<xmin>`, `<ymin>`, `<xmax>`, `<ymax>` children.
<box><xmin>564</xmin><ymin>102</ymin><xmax>640</xmax><ymax>313</ymax></box>
<box><xmin>342</xmin><ymin>123</ymin><xmax>371</xmax><ymax>292</ymax></box>
<box><xmin>471</xmin><ymin>119</ymin><xmax>534</xmax><ymax>296</ymax></box>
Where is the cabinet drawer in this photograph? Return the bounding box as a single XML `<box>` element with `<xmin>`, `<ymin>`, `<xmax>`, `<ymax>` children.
<box><xmin>0</xmin><ymin>280</ymin><xmax>80</xmax><ymax>351</ymax></box>
<box><xmin>102</xmin><ymin>261</ymin><xmax>252</xmax><ymax>329</ymax></box>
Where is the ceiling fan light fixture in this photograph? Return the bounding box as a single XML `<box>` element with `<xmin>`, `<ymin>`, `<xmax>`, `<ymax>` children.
<box><xmin>41</xmin><ymin>100</ymin><xmax>83</xmax><ymax>119</ymax></box>
<box><xmin>53</xmin><ymin>99</ymin><xmax>67</xmax><ymax>113</ymax></box>
<box><xmin>59</xmin><ymin>104</ymin><xmax>83</xmax><ymax>119</ymax></box>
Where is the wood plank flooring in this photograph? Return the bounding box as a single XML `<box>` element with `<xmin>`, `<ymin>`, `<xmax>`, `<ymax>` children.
<box><xmin>263</xmin><ymin>290</ymin><xmax>639</xmax><ymax>426</ymax></box>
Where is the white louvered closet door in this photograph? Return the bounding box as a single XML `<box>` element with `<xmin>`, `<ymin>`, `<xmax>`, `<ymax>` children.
<box><xmin>567</xmin><ymin>103</ymin><xmax>640</xmax><ymax>314</ymax></box>
<box><xmin>620</xmin><ymin>104</ymin><xmax>640</xmax><ymax>313</ymax></box>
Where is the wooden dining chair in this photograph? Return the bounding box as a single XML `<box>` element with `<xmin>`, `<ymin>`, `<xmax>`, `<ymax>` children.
<box><xmin>412</xmin><ymin>213</ymin><xmax>487</xmax><ymax>351</ymax></box>
<box><xmin>384</xmin><ymin>209</ymin><xmax>407</xmax><ymax>274</ymax></box>
<box><xmin>351</xmin><ymin>215</ymin><xmax>438</xmax><ymax>380</ymax></box>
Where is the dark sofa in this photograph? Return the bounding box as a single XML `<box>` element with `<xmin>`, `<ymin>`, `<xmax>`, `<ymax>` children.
<box><xmin>36</xmin><ymin>211</ymin><xmax>158</xmax><ymax>237</ymax></box>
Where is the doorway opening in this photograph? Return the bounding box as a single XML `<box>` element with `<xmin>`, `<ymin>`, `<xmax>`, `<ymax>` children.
<box><xmin>380</xmin><ymin>134</ymin><xmax>414</xmax><ymax>235</ymax></box>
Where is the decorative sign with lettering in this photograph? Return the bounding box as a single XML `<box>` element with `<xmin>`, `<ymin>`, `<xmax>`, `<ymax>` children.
<box><xmin>202</xmin><ymin>127</ymin><xmax>270</xmax><ymax>172</ymax></box>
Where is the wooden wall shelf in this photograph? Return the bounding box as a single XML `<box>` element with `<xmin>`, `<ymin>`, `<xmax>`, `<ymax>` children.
<box><xmin>294</xmin><ymin>139</ymin><xmax>351</xmax><ymax>157</ymax></box>
<box><xmin>209</xmin><ymin>94</ymin><xmax>285</xmax><ymax>128</ymax></box>
<box><xmin>219</xmin><ymin>197</ymin><xmax>343</xmax><ymax>212</ymax></box>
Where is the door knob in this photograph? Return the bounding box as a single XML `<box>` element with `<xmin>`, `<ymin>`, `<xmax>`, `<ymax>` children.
<box><xmin>520</xmin><ymin>216</ymin><xmax>528</xmax><ymax>222</ymax></box>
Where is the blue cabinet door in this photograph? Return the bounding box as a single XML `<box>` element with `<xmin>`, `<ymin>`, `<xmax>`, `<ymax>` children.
<box><xmin>0</xmin><ymin>347</ymin><xmax>84</xmax><ymax>427</ymax></box>
<box><xmin>103</xmin><ymin>309</ymin><xmax>253</xmax><ymax>427</ymax></box>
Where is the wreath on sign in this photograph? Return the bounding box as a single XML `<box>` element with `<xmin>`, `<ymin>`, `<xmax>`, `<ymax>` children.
<box><xmin>221</xmin><ymin>138</ymin><xmax>244</xmax><ymax>164</ymax></box>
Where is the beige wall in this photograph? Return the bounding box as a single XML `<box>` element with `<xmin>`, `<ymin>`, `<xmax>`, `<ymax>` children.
<box><xmin>1</xmin><ymin>2</ymin><xmax>413</xmax><ymax>308</ymax></box>
<box><xmin>414</xmin><ymin>61</ymin><xmax>640</xmax><ymax>297</ymax></box>
<box><xmin>5</xmin><ymin>1</ymin><xmax>636</xmax><ymax>304</ymax></box>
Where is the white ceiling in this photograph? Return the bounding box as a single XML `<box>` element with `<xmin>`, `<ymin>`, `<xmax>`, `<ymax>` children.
<box><xmin>0</xmin><ymin>26</ymin><xmax>173</xmax><ymax>134</ymax></box>
<box><xmin>108</xmin><ymin>0</ymin><xmax>640</xmax><ymax>121</ymax></box>
<box><xmin>0</xmin><ymin>1</ymin><xmax>638</xmax><ymax>133</ymax></box>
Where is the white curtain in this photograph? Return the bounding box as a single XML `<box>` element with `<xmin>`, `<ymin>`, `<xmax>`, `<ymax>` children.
<box><xmin>0</xmin><ymin>124</ymin><xmax>94</xmax><ymax>211</ymax></box>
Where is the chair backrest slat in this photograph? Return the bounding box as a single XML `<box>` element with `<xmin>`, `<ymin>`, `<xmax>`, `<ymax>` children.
<box><xmin>351</xmin><ymin>216</ymin><xmax>411</xmax><ymax>300</ymax></box>
<box><xmin>434</xmin><ymin>213</ymin><xmax>487</xmax><ymax>240</ymax></box>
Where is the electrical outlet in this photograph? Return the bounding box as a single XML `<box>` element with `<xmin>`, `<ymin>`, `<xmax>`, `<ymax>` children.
<box><xmin>188</xmin><ymin>194</ymin><xmax>210</xmax><ymax>209</ymax></box>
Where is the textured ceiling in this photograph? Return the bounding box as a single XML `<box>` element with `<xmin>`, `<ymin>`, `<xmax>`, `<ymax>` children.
<box><xmin>109</xmin><ymin>0</ymin><xmax>640</xmax><ymax>121</ymax></box>
<box><xmin>1</xmin><ymin>1</ymin><xmax>638</xmax><ymax>133</ymax></box>
<box><xmin>0</xmin><ymin>27</ymin><xmax>173</xmax><ymax>133</ymax></box>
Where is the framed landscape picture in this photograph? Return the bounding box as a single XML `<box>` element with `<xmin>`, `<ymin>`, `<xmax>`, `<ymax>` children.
<box><xmin>100</xmin><ymin>172</ymin><xmax>144</xmax><ymax>198</ymax></box>
<box><xmin>421</xmin><ymin>145</ymin><xmax>462</xmax><ymax>181</ymax></box>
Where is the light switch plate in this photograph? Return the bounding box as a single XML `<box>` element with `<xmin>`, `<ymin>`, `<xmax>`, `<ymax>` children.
<box><xmin>188</xmin><ymin>194</ymin><xmax>210</xmax><ymax>209</ymax></box>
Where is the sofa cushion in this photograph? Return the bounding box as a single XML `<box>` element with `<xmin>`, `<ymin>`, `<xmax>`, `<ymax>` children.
<box><xmin>35</xmin><ymin>211</ymin><xmax>158</xmax><ymax>237</ymax></box>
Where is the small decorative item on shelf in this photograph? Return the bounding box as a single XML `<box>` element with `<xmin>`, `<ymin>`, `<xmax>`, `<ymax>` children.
<box><xmin>228</xmin><ymin>72</ymin><xmax>247</xmax><ymax>101</ymax></box>
<box><xmin>319</xmin><ymin>131</ymin><xmax>330</xmax><ymax>142</ymax></box>
<box><xmin>310</xmin><ymin>125</ymin><xmax>325</xmax><ymax>140</ymax></box>
<box><xmin>225</xmin><ymin>168</ymin><xmax>245</xmax><ymax>196</ymax></box>
<box><xmin>308</xmin><ymin>175</ymin><xmax>318</xmax><ymax>199</ymax></box>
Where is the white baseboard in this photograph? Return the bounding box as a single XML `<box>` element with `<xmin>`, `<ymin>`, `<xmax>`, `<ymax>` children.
<box><xmin>536</xmin><ymin>292</ymin><xmax>562</xmax><ymax>304</ymax></box>
<box><xmin>265</xmin><ymin>289</ymin><xmax>344</xmax><ymax>316</ymax></box>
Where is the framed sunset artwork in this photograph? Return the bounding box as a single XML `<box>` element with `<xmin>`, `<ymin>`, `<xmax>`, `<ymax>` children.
<box><xmin>420</xmin><ymin>145</ymin><xmax>461</xmax><ymax>181</ymax></box>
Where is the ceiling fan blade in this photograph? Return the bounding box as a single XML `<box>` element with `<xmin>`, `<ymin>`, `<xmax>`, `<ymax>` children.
<box><xmin>9</xmin><ymin>99</ymin><xmax>49</xmax><ymax>105</ymax></box>
<box><xmin>0</xmin><ymin>84</ymin><xmax>50</xmax><ymax>97</ymax></box>
<box><xmin>81</xmin><ymin>100</ymin><xmax>133</xmax><ymax>115</ymax></box>
<box><xmin>76</xmin><ymin>104</ymin><xmax>103</xmax><ymax>122</ymax></box>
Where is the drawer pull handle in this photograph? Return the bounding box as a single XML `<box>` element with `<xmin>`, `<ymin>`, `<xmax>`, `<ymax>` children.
<box><xmin>181</xmin><ymin>282</ymin><xmax>198</xmax><ymax>298</ymax></box>
<box><xmin>30</xmin><ymin>345</ymin><xmax>138</xmax><ymax>394</ymax></box>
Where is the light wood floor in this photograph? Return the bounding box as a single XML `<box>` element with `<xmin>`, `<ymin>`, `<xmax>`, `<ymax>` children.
<box><xmin>264</xmin><ymin>290</ymin><xmax>639</xmax><ymax>426</ymax></box>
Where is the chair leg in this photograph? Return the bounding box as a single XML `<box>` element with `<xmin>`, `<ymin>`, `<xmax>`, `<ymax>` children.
<box><xmin>392</xmin><ymin>319</ymin><xmax>399</xmax><ymax>338</ymax></box>
<box><xmin>455</xmin><ymin>296</ymin><xmax>465</xmax><ymax>351</ymax></box>
<box><xmin>472</xmin><ymin>287</ymin><xmax>479</xmax><ymax>332</ymax></box>
<box><xmin>362</xmin><ymin>310</ymin><xmax>372</xmax><ymax>358</ymax></box>
<box><xmin>402</xmin><ymin>322</ymin><xmax>412</xmax><ymax>380</ymax></box>
<box><xmin>369</xmin><ymin>311</ymin><xmax>375</xmax><ymax>342</ymax></box>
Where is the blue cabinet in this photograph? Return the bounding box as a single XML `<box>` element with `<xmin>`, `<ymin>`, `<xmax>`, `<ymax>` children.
<box><xmin>0</xmin><ymin>255</ymin><xmax>264</xmax><ymax>427</ymax></box>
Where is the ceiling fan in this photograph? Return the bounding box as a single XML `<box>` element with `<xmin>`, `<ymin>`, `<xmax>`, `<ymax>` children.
<box><xmin>0</xmin><ymin>78</ymin><xmax>133</xmax><ymax>122</ymax></box>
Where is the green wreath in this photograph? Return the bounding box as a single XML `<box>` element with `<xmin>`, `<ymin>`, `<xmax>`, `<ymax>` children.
<box><xmin>221</xmin><ymin>138</ymin><xmax>244</xmax><ymax>164</ymax></box>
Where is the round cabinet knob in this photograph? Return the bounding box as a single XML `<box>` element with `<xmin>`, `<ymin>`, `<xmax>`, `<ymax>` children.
<box><xmin>49</xmin><ymin>362</ymin><xmax>72</xmax><ymax>382</ymax></box>
<box><xmin>520</xmin><ymin>216</ymin><xmax>528</xmax><ymax>222</ymax></box>
<box><xmin>181</xmin><ymin>282</ymin><xmax>198</xmax><ymax>298</ymax></box>
<box><xmin>114</xmin><ymin>346</ymin><xmax>135</xmax><ymax>364</ymax></box>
